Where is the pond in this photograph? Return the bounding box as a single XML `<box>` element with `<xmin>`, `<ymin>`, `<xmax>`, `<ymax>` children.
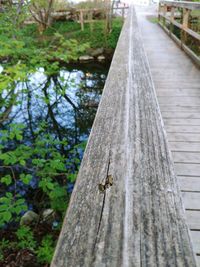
<box><xmin>0</xmin><ymin>61</ymin><xmax>110</xmax><ymax>229</ymax></box>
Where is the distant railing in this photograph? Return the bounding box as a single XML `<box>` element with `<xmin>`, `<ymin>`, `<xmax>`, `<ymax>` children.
<box><xmin>158</xmin><ymin>1</ymin><xmax>200</xmax><ymax>66</ymax></box>
<box><xmin>76</xmin><ymin>7</ymin><xmax>129</xmax><ymax>31</ymax></box>
<box><xmin>25</xmin><ymin>7</ymin><xmax>129</xmax><ymax>30</ymax></box>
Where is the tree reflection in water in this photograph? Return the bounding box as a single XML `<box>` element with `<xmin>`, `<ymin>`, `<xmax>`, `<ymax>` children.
<box><xmin>0</xmin><ymin>61</ymin><xmax>110</xmax><ymax>225</ymax></box>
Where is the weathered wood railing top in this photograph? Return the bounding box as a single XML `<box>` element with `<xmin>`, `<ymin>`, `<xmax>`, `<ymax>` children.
<box><xmin>51</xmin><ymin>6</ymin><xmax>196</xmax><ymax>267</ymax></box>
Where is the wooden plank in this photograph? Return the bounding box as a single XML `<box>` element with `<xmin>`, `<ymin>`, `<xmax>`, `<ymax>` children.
<box><xmin>167</xmin><ymin>133</ymin><xmax>200</xmax><ymax>142</ymax></box>
<box><xmin>157</xmin><ymin>89</ymin><xmax>200</xmax><ymax>97</ymax></box>
<box><xmin>175</xmin><ymin>163</ymin><xmax>200</xmax><ymax>177</ymax></box>
<box><xmin>169</xmin><ymin>142</ymin><xmax>200</xmax><ymax>152</ymax></box>
<box><xmin>158</xmin><ymin>96</ymin><xmax>200</xmax><ymax>106</ymax></box>
<box><xmin>178</xmin><ymin>176</ymin><xmax>200</xmax><ymax>192</ymax></box>
<box><xmin>164</xmin><ymin>118</ymin><xmax>200</xmax><ymax>126</ymax></box>
<box><xmin>190</xmin><ymin>231</ymin><xmax>200</xmax><ymax>254</ymax></box>
<box><xmin>196</xmin><ymin>256</ymin><xmax>200</xmax><ymax>267</ymax></box>
<box><xmin>137</xmin><ymin>5</ymin><xmax>200</xmax><ymax>263</ymax></box>
<box><xmin>162</xmin><ymin>112</ymin><xmax>200</xmax><ymax>119</ymax></box>
<box><xmin>166</xmin><ymin>125</ymin><xmax>200</xmax><ymax>133</ymax></box>
<box><xmin>155</xmin><ymin>84</ymin><xmax>200</xmax><ymax>90</ymax></box>
<box><xmin>172</xmin><ymin>152</ymin><xmax>200</xmax><ymax>163</ymax></box>
<box><xmin>182</xmin><ymin>192</ymin><xmax>200</xmax><ymax>210</ymax></box>
<box><xmin>185</xmin><ymin>210</ymin><xmax>200</xmax><ymax>229</ymax></box>
<box><xmin>51</xmin><ymin>7</ymin><xmax>196</xmax><ymax>267</ymax></box>
<box><xmin>160</xmin><ymin>105</ymin><xmax>200</xmax><ymax>112</ymax></box>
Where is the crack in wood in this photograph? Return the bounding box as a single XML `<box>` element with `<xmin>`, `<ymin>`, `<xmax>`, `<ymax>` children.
<box><xmin>94</xmin><ymin>155</ymin><xmax>113</xmax><ymax>252</ymax></box>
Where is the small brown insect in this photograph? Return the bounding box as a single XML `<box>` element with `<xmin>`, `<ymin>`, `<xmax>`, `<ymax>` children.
<box><xmin>98</xmin><ymin>183</ymin><xmax>106</xmax><ymax>192</ymax></box>
<box><xmin>107</xmin><ymin>175</ymin><xmax>113</xmax><ymax>186</ymax></box>
<box><xmin>98</xmin><ymin>175</ymin><xmax>113</xmax><ymax>192</ymax></box>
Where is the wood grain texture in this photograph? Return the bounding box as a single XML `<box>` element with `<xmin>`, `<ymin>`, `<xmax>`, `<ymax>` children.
<box><xmin>173</xmin><ymin>152</ymin><xmax>200</xmax><ymax>164</ymax></box>
<box><xmin>182</xmin><ymin>192</ymin><xmax>200</xmax><ymax>210</ymax></box>
<box><xmin>178</xmin><ymin>177</ymin><xmax>200</xmax><ymax>192</ymax></box>
<box><xmin>51</xmin><ymin>6</ymin><xmax>196</xmax><ymax>267</ymax></box>
<box><xmin>137</xmin><ymin>5</ymin><xmax>200</xmax><ymax>264</ymax></box>
<box><xmin>186</xmin><ymin>210</ymin><xmax>200</xmax><ymax>229</ymax></box>
<box><xmin>169</xmin><ymin>142</ymin><xmax>200</xmax><ymax>152</ymax></box>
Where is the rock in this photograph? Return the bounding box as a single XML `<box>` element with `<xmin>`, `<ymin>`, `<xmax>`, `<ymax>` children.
<box><xmin>97</xmin><ymin>55</ymin><xmax>106</xmax><ymax>61</ymax></box>
<box><xmin>79</xmin><ymin>55</ymin><xmax>94</xmax><ymax>61</ymax></box>
<box><xmin>42</xmin><ymin>209</ymin><xmax>55</xmax><ymax>224</ymax></box>
<box><xmin>89</xmin><ymin>48</ymin><xmax>104</xmax><ymax>57</ymax></box>
<box><xmin>20</xmin><ymin>211</ymin><xmax>39</xmax><ymax>225</ymax></box>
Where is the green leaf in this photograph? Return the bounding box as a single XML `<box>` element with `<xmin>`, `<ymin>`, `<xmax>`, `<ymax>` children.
<box><xmin>20</xmin><ymin>174</ymin><xmax>32</xmax><ymax>185</ymax></box>
<box><xmin>19</xmin><ymin>160</ymin><xmax>26</xmax><ymax>166</ymax></box>
<box><xmin>68</xmin><ymin>173</ymin><xmax>77</xmax><ymax>183</ymax></box>
<box><xmin>3</xmin><ymin>211</ymin><xmax>12</xmax><ymax>222</ymax></box>
<box><xmin>1</xmin><ymin>175</ymin><xmax>12</xmax><ymax>186</ymax></box>
<box><xmin>0</xmin><ymin>205</ymin><xmax>8</xmax><ymax>211</ymax></box>
<box><xmin>47</xmin><ymin>182</ymin><xmax>54</xmax><ymax>190</ymax></box>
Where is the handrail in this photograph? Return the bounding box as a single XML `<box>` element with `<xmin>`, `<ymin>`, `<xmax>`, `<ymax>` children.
<box><xmin>160</xmin><ymin>0</ymin><xmax>200</xmax><ymax>10</ymax></box>
<box><xmin>51</xmin><ymin>6</ymin><xmax>196</xmax><ymax>267</ymax></box>
<box><xmin>158</xmin><ymin>1</ymin><xmax>200</xmax><ymax>66</ymax></box>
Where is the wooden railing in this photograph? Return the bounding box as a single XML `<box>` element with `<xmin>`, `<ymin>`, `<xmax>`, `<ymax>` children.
<box><xmin>25</xmin><ymin>7</ymin><xmax>129</xmax><ymax>29</ymax></box>
<box><xmin>50</xmin><ymin>6</ymin><xmax>196</xmax><ymax>267</ymax></box>
<box><xmin>76</xmin><ymin>7</ymin><xmax>129</xmax><ymax>31</ymax></box>
<box><xmin>158</xmin><ymin>1</ymin><xmax>200</xmax><ymax>66</ymax></box>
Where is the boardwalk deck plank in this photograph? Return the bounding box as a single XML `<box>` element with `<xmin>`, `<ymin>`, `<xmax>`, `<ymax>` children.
<box><xmin>174</xmin><ymin>163</ymin><xmax>200</xmax><ymax>177</ymax></box>
<box><xmin>182</xmin><ymin>192</ymin><xmax>200</xmax><ymax>210</ymax></box>
<box><xmin>169</xmin><ymin>142</ymin><xmax>200</xmax><ymax>152</ymax></box>
<box><xmin>178</xmin><ymin>177</ymin><xmax>200</xmax><ymax>192</ymax></box>
<box><xmin>164</xmin><ymin>119</ymin><xmax>200</xmax><ymax>126</ymax></box>
<box><xmin>167</xmin><ymin>133</ymin><xmax>200</xmax><ymax>142</ymax></box>
<box><xmin>166</xmin><ymin>125</ymin><xmax>200</xmax><ymax>133</ymax></box>
<box><xmin>163</xmin><ymin>112</ymin><xmax>200</xmax><ymax>119</ymax></box>
<box><xmin>190</xmin><ymin>232</ymin><xmax>200</xmax><ymax>254</ymax></box>
<box><xmin>172</xmin><ymin>152</ymin><xmax>200</xmax><ymax>163</ymax></box>
<box><xmin>186</xmin><ymin>210</ymin><xmax>200</xmax><ymax>229</ymax></box>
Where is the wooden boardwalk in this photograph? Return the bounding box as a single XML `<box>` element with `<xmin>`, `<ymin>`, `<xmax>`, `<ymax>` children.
<box><xmin>51</xmin><ymin>6</ymin><xmax>198</xmax><ymax>267</ymax></box>
<box><xmin>136</xmin><ymin>6</ymin><xmax>200</xmax><ymax>266</ymax></box>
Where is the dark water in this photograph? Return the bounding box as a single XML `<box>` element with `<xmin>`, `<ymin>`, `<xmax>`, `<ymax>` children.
<box><xmin>0</xmin><ymin>61</ymin><xmax>110</xmax><ymax>222</ymax></box>
<box><xmin>1</xmin><ymin>62</ymin><xmax>110</xmax><ymax>144</ymax></box>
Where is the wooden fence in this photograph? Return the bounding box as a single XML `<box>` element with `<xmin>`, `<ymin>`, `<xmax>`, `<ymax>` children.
<box><xmin>158</xmin><ymin>1</ymin><xmax>200</xmax><ymax>66</ymax></box>
<box><xmin>76</xmin><ymin>7</ymin><xmax>129</xmax><ymax>31</ymax></box>
<box><xmin>25</xmin><ymin>7</ymin><xmax>129</xmax><ymax>30</ymax></box>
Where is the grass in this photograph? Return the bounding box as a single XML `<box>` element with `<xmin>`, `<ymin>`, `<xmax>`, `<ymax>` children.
<box><xmin>43</xmin><ymin>18</ymin><xmax>123</xmax><ymax>49</ymax></box>
<box><xmin>148</xmin><ymin>16</ymin><xmax>159</xmax><ymax>24</ymax></box>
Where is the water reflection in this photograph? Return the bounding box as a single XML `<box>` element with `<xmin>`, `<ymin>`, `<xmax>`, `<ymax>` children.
<box><xmin>0</xmin><ymin>61</ymin><xmax>110</xmax><ymax>219</ymax></box>
<box><xmin>1</xmin><ymin>62</ymin><xmax>109</xmax><ymax>145</ymax></box>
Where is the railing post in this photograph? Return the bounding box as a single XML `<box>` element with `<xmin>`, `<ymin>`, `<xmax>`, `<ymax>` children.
<box><xmin>163</xmin><ymin>4</ymin><xmax>167</xmax><ymax>27</ymax></box>
<box><xmin>80</xmin><ymin>10</ymin><xmax>84</xmax><ymax>31</ymax></box>
<box><xmin>158</xmin><ymin>2</ymin><xmax>161</xmax><ymax>22</ymax></box>
<box><xmin>181</xmin><ymin>8</ymin><xmax>190</xmax><ymax>45</ymax></box>
<box><xmin>170</xmin><ymin>6</ymin><xmax>175</xmax><ymax>34</ymax></box>
<box><xmin>122</xmin><ymin>7</ymin><xmax>125</xmax><ymax>20</ymax></box>
<box><xmin>89</xmin><ymin>10</ymin><xmax>93</xmax><ymax>32</ymax></box>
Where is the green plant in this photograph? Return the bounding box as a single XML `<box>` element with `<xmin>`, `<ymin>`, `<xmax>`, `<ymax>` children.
<box><xmin>36</xmin><ymin>235</ymin><xmax>55</xmax><ymax>264</ymax></box>
<box><xmin>16</xmin><ymin>225</ymin><xmax>36</xmax><ymax>250</ymax></box>
<box><xmin>0</xmin><ymin>238</ymin><xmax>10</xmax><ymax>261</ymax></box>
<box><xmin>148</xmin><ymin>17</ymin><xmax>158</xmax><ymax>24</ymax></box>
<box><xmin>0</xmin><ymin>193</ymin><xmax>28</xmax><ymax>227</ymax></box>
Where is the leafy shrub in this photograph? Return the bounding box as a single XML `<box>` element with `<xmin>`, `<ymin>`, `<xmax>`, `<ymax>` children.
<box><xmin>36</xmin><ymin>235</ymin><xmax>55</xmax><ymax>264</ymax></box>
<box><xmin>16</xmin><ymin>226</ymin><xmax>36</xmax><ymax>250</ymax></box>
